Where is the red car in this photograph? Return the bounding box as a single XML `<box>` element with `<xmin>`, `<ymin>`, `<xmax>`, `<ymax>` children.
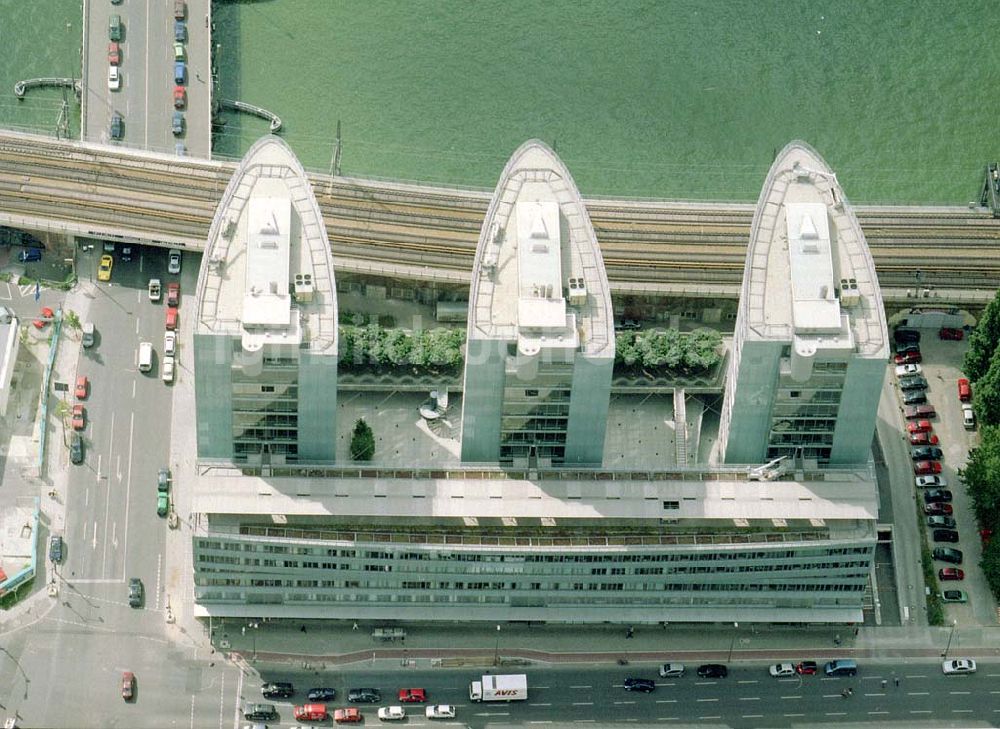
<box><xmin>399</xmin><ymin>688</ymin><xmax>427</xmax><ymax>703</ymax></box>
<box><xmin>165</xmin><ymin>306</ymin><xmax>178</xmax><ymax>331</ymax></box>
<box><xmin>173</xmin><ymin>85</ymin><xmax>186</xmax><ymax>110</ymax></box>
<box><xmin>939</xmin><ymin>327</ymin><xmax>964</xmax><ymax>341</ymax></box>
<box><xmin>334</xmin><ymin>707</ymin><xmax>362</xmax><ymax>724</ymax></box>
<box><xmin>108</xmin><ymin>42</ymin><xmax>120</xmax><ymax>65</ymax></box>
<box><xmin>958</xmin><ymin>378</ymin><xmax>971</xmax><ymax>402</ymax></box>
<box><xmin>32</xmin><ymin>306</ymin><xmax>54</xmax><ymax>329</ymax></box>
<box><xmin>914</xmin><ymin>460</ymin><xmax>942</xmax><ymax>475</ymax></box>
<box><xmin>909</xmin><ymin>432</ymin><xmax>939</xmax><ymax>446</ymax></box>
<box><xmin>71</xmin><ymin>404</ymin><xmax>86</xmax><ymax>430</ymax></box>
<box><xmin>894</xmin><ymin>351</ymin><xmax>922</xmax><ymax>366</ymax></box>
<box><xmin>906</xmin><ymin>420</ymin><xmax>933</xmax><ymax>434</ymax></box>
<box><xmin>122</xmin><ymin>671</ymin><xmax>135</xmax><ymax>701</ymax></box>
<box><xmin>795</xmin><ymin>661</ymin><xmax>818</xmax><ymax>675</ymax></box>
<box><xmin>293</xmin><ymin>704</ymin><xmax>329</xmax><ymax>721</ymax></box>
<box><xmin>167</xmin><ymin>282</ymin><xmax>180</xmax><ymax>307</ymax></box>
<box><xmin>939</xmin><ymin>567</ymin><xmax>964</xmax><ymax>581</ymax></box>
<box><xmin>904</xmin><ymin>405</ymin><xmax>936</xmax><ymax>420</ymax></box>
<box><xmin>925</xmin><ymin>502</ymin><xmax>953</xmax><ymax>516</ymax></box>
<box><xmin>75</xmin><ymin>375</ymin><xmax>89</xmax><ymax>400</ymax></box>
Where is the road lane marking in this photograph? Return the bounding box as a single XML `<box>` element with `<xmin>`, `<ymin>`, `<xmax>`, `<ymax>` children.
<box><xmin>529</xmin><ymin>703</ymin><xmax>551</xmax><ymax>706</ymax></box>
<box><xmin>738</xmin><ymin>697</ymin><xmax>759</xmax><ymax>701</ymax></box>
<box><xmin>737</xmin><ymin>680</ymin><xmax>758</xmax><ymax>684</ymax></box>
<box><xmin>697</xmin><ymin>716</ymin><xmax>721</xmax><ymax>721</ymax></box>
<box><xmin>868</xmin><ymin>711</ymin><xmax>889</xmax><ymax>715</ymax></box>
<box><xmin>824</xmin><ymin>713</ymin><xmax>847</xmax><ymax>717</ymax></box>
<box><xmin>951</xmin><ymin>709</ymin><xmax>974</xmax><ymax>713</ymax></box>
<box><xmin>949</xmin><ymin>691</ymin><xmax>971</xmax><ymax>695</ymax></box>
<box><xmin>907</xmin><ymin>691</ymin><xmax>930</xmax><ymax>696</ymax></box>
<box><xmin>122</xmin><ymin>410</ymin><xmax>134</xmax><ymax>570</ymax></box>
<box><xmin>569</xmin><ymin>685</ymin><xmax>592</xmax><ymax>689</ymax></box>
<box><xmin>909</xmin><ymin>710</ymin><xmax>932</xmax><ymax>714</ymax></box>
<box><xmin>696</xmin><ymin>698</ymin><xmax>719</xmax><ymax>702</ymax></box>
<box><xmin>783</xmin><ymin>714</ymin><xmax>805</xmax><ymax>718</ymax></box>
<box><xmin>155</xmin><ymin>553</ymin><xmax>162</xmax><ymax>611</ymax></box>
<box><xmin>741</xmin><ymin>715</ymin><xmax>763</xmax><ymax>719</ymax></box>
<box><xmin>92</xmin><ymin>520</ymin><xmax>97</xmax><ymax>550</ymax></box>
<box><xmin>780</xmin><ymin>696</ymin><xmax>802</xmax><ymax>700</ymax></box>
<box><xmin>655</xmin><ymin>699</ymin><xmax>677</xmax><ymax>704</ymax></box>
<box><xmin>101</xmin><ymin>411</ymin><xmax>116</xmax><ymax>577</ymax></box>
<box><xmin>572</xmin><ymin>702</ymin><xmax>593</xmax><ymax>706</ymax></box>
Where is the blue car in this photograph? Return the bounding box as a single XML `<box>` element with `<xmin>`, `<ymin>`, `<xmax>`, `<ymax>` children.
<box><xmin>174</xmin><ymin>20</ymin><xmax>186</xmax><ymax>42</ymax></box>
<box><xmin>18</xmin><ymin>248</ymin><xmax>42</xmax><ymax>262</ymax></box>
<box><xmin>174</xmin><ymin>61</ymin><xmax>186</xmax><ymax>85</ymax></box>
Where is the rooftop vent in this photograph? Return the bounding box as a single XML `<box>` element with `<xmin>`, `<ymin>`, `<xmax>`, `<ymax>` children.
<box><xmin>293</xmin><ymin>273</ymin><xmax>314</xmax><ymax>303</ymax></box>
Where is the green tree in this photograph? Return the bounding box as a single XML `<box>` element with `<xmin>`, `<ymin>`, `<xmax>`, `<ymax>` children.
<box><xmin>974</xmin><ymin>356</ymin><xmax>1000</xmax><ymax>427</ymax></box>
<box><xmin>64</xmin><ymin>309</ymin><xmax>81</xmax><ymax>330</ymax></box>
<box><xmin>960</xmin><ymin>425</ymin><xmax>1000</xmax><ymax>528</ymax></box>
<box><xmin>682</xmin><ymin>329</ymin><xmax>723</xmax><ymax>372</ymax></box>
<box><xmin>965</xmin><ymin>290</ymin><xmax>1000</xmax><ymax>380</ymax></box>
<box><xmin>350</xmin><ymin>418</ymin><xmax>375</xmax><ymax>461</ymax></box>
<box><xmin>981</xmin><ymin>535</ymin><xmax>1000</xmax><ymax>601</ymax></box>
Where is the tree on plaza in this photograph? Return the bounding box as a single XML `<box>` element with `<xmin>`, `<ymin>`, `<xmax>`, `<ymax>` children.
<box><xmin>964</xmin><ymin>290</ymin><xmax>1000</xmax><ymax>381</ymax></box>
<box><xmin>350</xmin><ymin>418</ymin><xmax>375</xmax><ymax>461</ymax></box>
<box><xmin>959</xmin><ymin>424</ymin><xmax>1000</xmax><ymax>528</ymax></box>
<box><xmin>981</xmin><ymin>534</ymin><xmax>1000</xmax><ymax>601</ymax></box>
<box><xmin>973</xmin><ymin>355</ymin><xmax>1000</xmax><ymax>427</ymax></box>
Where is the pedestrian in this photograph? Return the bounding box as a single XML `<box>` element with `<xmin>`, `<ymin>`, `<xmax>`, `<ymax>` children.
<box><xmin>352</xmin><ymin>621</ymin><xmax>359</xmax><ymax>631</ymax></box>
<box><xmin>881</xmin><ymin>679</ymin><xmax>887</xmax><ymax>690</ymax></box>
<box><xmin>300</xmin><ymin>625</ymin><xmax>306</xmax><ymax>633</ymax></box>
<box><xmin>894</xmin><ymin>676</ymin><xmax>900</xmax><ymax>687</ymax></box>
<box><xmin>853</xmin><ymin>627</ymin><xmax>859</xmax><ymax>637</ymax></box>
<box><xmin>626</xmin><ymin>626</ymin><xmax>634</xmax><ymax>639</ymax></box>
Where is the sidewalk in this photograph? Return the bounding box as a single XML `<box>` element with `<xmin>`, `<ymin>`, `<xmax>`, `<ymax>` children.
<box><xmin>205</xmin><ymin>619</ymin><xmax>1000</xmax><ymax>670</ymax></box>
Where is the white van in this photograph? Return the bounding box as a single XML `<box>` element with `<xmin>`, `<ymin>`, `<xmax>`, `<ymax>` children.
<box><xmin>82</xmin><ymin>322</ymin><xmax>95</xmax><ymax>348</ymax></box>
<box><xmin>138</xmin><ymin>342</ymin><xmax>153</xmax><ymax>372</ymax></box>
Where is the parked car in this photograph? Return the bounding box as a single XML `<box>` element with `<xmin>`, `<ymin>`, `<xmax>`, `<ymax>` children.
<box><xmin>174</xmin><ymin>0</ymin><xmax>186</xmax><ymax>19</ymax></box>
<box><xmin>148</xmin><ymin>278</ymin><xmax>161</xmax><ymax>301</ymax></box>
<box><xmin>895</xmin><ymin>341</ymin><xmax>921</xmax><ymax>355</ymax></box>
<box><xmin>108</xmin><ymin>65</ymin><xmax>121</xmax><ymax>91</ymax></box>
<box><xmin>165</xmin><ymin>307</ymin><xmax>179</xmax><ymax>331</ymax></box>
<box><xmin>173</xmin><ymin>42</ymin><xmax>185</xmax><ymax>60</ymax></box>
<box><xmin>909</xmin><ymin>432</ymin><xmax>939</xmax><ymax>446</ymax></box>
<box><xmin>823</xmin><ymin>659</ymin><xmax>857</xmax><ymax>676</ymax></box>
<box><xmin>927</xmin><ymin>515</ymin><xmax>956</xmax><ymax>529</ymax></box>
<box><xmin>940</xmin><ymin>589</ymin><xmax>967</xmax><ymax>603</ymax></box>
<box><xmin>658</xmin><ymin>663</ymin><xmax>685</xmax><ymax>678</ymax></box>
<box><xmin>377</xmin><ymin>706</ymin><xmax>406</xmax><ymax>721</ymax></box>
<box><xmin>261</xmin><ymin>682</ymin><xmax>294</xmax><ymax>699</ymax></box>
<box><xmin>904</xmin><ymin>404</ymin><xmax>936</xmax><ymax>420</ymax></box>
<box><xmin>697</xmin><ymin>664</ymin><xmax>728</xmax><ymax>678</ymax></box>
<box><xmin>293</xmin><ymin>704</ymin><xmax>329</xmax><ymax>721</ymax></box>
<box><xmin>768</xmin><ymin>663</ymin><xmax>795</xmax><ymax>677</ymax></box>
<box><xmin>243</xmin><ymin>704</ymin><xmax>277</xmax><ymax>721</ymax></box>
<box><xmin>911</xmin><ymin>446</ymin><xmax>943</xmax><ymax>461</ymax></box>
<box><xmin>924</xmin><ymin>488</ymin><xmax>952</xmax><ymax>503</ymax></box>
<box><xmin>942</xmin><ymin>658</ymin><xmax>976</xmax><ymax>675</ymax></box>
<box><xmin>895</xmin><ymin>363</ymin><xmax>922</xmax><ymax>377</ymax></box>
<box><xmin>334</xmin><ymin>707</ymin><xmax>362</xmax><ymax>723</ymax></box>
<box><xmin>172</xmin><ymin>111</ymin><xmax>184</xmax><ymax>136</ymax></box>
<box><xmin>933</xmin><ymin>529</ymin><xmax>959</xmax><ymax>543</ymax></box>
<box><xmin>122</xmin><ymin>671</ymin><xmax>135</xmax><ymax>701</ymax></box>
<box><xmin>71</xmin><ymin>404</ymin><xmax>86</xmax><ymax>430</ymax></box>
<box><xmin>174</xmin><ymin>19</ymin><xmax>186</xmax><ymax>41</ymax></box>
<box><xmin>907</xmin><ymin>419</ymin><xmax>933</xmax><ymax>434</ymax></box>
<box><xmin>98</xmin><ymin>254</ymin><xmax>114</xmax><ymax>281</ymax></box>
<box><xmin>623</xmin><ymin>677</ymin><xmax>655</xmax><ymax>693</ymax></box>
<box><xmin>157</xmin><ymin>468</ymin><xmax>171</xmax><ymax>494</ymax></box>
<box><xmin>168</xmin><ymin>249</ymin><xmax>182</xmax><ymax>274</ymax></box>
<box><xmin>110</xmin><ymin>112</ymin><xmax>123</xmax><ymax>140</ymax></box>
<box><xmin>75</xmin><ymin>375</ymin><xmax>89</xmax><ymax>400</ymax></box>
<box><xmin>70</xmin><ymin>433</ymin><xmax>84</xmax><ymax>464</ymax></box>
<box><xmin>914</xmin><ymin>460</ymin><xmax>942</xmax><ymax>475</ymax></box>
<box><xmin>425</xmin><ymin>705</ymin><xmax>457</xmax><ymax>719</ymax></box>
<box><xmin>19</xmin><ymin>247</ymin><xmax>43</xmax><ymax>263</ymax></box>
<box><xmin>174</xmin><ymin>60</ymin><xmax>186</xmax><ymax>84</ymax></box>
<box><xmin>932</xmin><ymin>547</ymin><xmax>963</xmax><ymax>564</ymax></box>
<box><xmin>398</xmin><ymin>688</ymin><xmax>426</xmax><ymax>703</ymax></box>
<box><xmin>963</xmin><ymin>404</ymin><xmax>976</xmax><ymax>430</ymax></box>
<box><xmin>795</xmin><ymin>661</ymin><xmax>818</xmax><ymax>675</ymax></box>
<box><xmin>307</xmin><ymin>688</ymin><xmax>336</xmax><ymax>702</ymax></box>
<box><xmin>347</xmin><ymin>688</ymin><xmax>381</xmax><ymax>703</ymax></box>
<box><xmin>894</xmin><ymin>328</ymin><xmax>921</xmax><ymax>344</ymax></box>
<box><xmin>894</xmin><ymin>350</ymin><xmax>922</xmax><ymax>365</ymax></box>
<box><xmin>925</xmin><ymin>502</ymin><xmax>953</xmax><ymax>516</ymax></box>
<box><xmin>173</xmin><ymin>85</ymin><xmax>186</xmax><ymax>109</ymax></box>
<box><xmin>938</xmin><ymin>567</ymin><xmax>964</xmax><ymax>581</ymax></box>
<box><xmin>157</xmin><ymin>490</ymin><xmax>169</xmax><ymax>517</ymax></box>
<box><xmin>32</xmin><ymin>305</ymin><xmax>54</xmax><ymax>329</ymax></box>
<box><xmin>49</xmin><ymin>535</ymin><xmax>63</xmax><ymax>563</ymax></box>
<box><xmin>902</xmin><ymin>390</ymin><xmax>928</xmax><ymax>405</ymax></box>
<box><xmin>167</xmin><ymin>282</ymin><xmax>180</xmax><ymax>307</ymax></box>
<box><xmin>164</xmin><ymin>330</ymin><xmax>177</xmax><ymax>357</ymax></box>
<box><xmin>899</xmin><ymin>375</ymin><xmax>928</xmax><ymax>391</ymax></box>
<box><xmin>958</xmin><ymin>378</ymin><xmax>972</xmax><ymax>402</ymax></box>
<box><xmin>128</xmin><ymin>577</ymin><xmax>143</xmax><ymax>607</ymax></box>
<box><xmin>939</xmin><ymin>327</ymin><xmax>964</xmax><ymax>340</ymax></box>
<box><xmin>162</xmin><ymin>355</ymin><xmax>175</xmax><ymax>384</ymax></box>
<box><xmin>108</xmin><ymin>42</ymin><xmax>120</xmax><ymax>65</ymax></box>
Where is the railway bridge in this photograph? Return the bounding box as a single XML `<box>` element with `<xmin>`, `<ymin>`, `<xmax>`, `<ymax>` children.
<box><xmin>1</xmin><ymin>130</ymin><xmax>998</xmax><ymax>306</ymax></box>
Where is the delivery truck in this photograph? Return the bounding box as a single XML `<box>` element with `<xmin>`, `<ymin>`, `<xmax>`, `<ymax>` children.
<box><xmin>468</xmin><ymin>674</ymin><xmax>528</xmax><ymax>702</ymax></box>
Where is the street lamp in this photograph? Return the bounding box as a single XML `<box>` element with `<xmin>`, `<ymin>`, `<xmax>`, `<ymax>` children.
<box><xmin>942</xmin><ymin>619</ymin><xmax>958</xmax><ymax>658</ymax></box>
<box><xmin>493</xmin><ymin>624</ymin><xmax>501</xmax><ymax>667</ymax></box>
<box><xmin>727</xmin><ymin>622</ymin><xmax>739</xmax><ymax>663</ymax></box>
<box><xmin>243</xmin><ymin>621</ymin><xmax>260</xmax><ymax>661</ymax></box>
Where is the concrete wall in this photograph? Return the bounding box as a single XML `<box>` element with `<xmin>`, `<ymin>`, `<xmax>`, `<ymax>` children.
<box><xmin>194</xmin><ymin>332</ymin><xmax>234</xmax><ymax>459</ymax></box>
<box><xmin>830</xmin><ymin>357</ymin><xmax>887</xmax><ymax>465</ymax></box>
<box><xmin>460</xmin><ymin>339</ymin><xmax>507</xmax><ymax>463</ymax></box>
<box><xmin>297</xmin><ymin>352</ymin><xmax>338</xmax><ymax>462</ymax></box>
<box><xmin>564</xmin><ymin>353</ymin><xmax>613</xmax><ymax>464</ymax></box>
<box><xmin>722</xmin><ymin>340</ymin><xmax>781</xmax><ymax>464</ymax></box>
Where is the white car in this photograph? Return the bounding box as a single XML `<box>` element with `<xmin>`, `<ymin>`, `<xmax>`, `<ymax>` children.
<box><xmin>148</xmin><ymin>278</ymin><xmax>162</xmax><ymax>301</ymax></box>
<box><xmin>108</xmin><ymin>65</ymin><xmax>121</xmax><ymax>91</ymax></box>
<box><xmin>162</xmin><ymin>354</ymin><xmax>175</xmax><ymax>383</ymax></box>
<box><xmin>164</xmin><ymin>330</ymin><xmax>177</xmax><ymax>357</ymax></box>
<box><xmin>915</xmin><ymin>475</ymin><xmax>946</xmax><ymax>489</ymax></box>
<box><xmin>942</xmin><ymin>658</ymin><xmax>976</xmax><ymax>674</ymax></box>
<box><xmin>658</xmin><ymin>662</ymin><xmax>684</xmax><ymax>678</ymax></box>
<box><xmin>426</xmin><ymin>705</ymin><xmax>456</xmax><ymax>719</ymax></box>
<box><xmin>168</xmin><ymin>248</ymin><xmax>182</xmax><ymax>274</ymax></box>
<box><xmin>963</xmin><ymin>403</ymin><xmax>975</xmax><ymax>429</ymax></box>
<box><xmin>895</xmin><ymin>363</ymin><xmax>922</xmax><ymax>377</ymax></box>
<box><xmin>377</xmin><ymin>706</ymin><xmax>406</xmax><ymax>721</ymax></box>
<box><xmin>768</xmin><ymin>662</ymin><xmax>796</xmax><ymax>678</ymax></box>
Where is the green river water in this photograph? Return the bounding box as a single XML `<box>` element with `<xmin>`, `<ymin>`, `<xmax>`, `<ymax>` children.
<box><xmin>3</xmin><ymin>0</ymin><xmax>999</xmax><ymax>202</ymax></box>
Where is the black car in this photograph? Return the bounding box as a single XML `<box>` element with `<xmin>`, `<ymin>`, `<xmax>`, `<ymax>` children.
<box><xmin>70</xmin><ymin>433</ymin><xmax>84</xmax><ymax>464</ymax></box>
<box><xmin>894</xmin><ymin>328</ymin><xmax>921</xmax><ymax>344</ymax></box>
<box><xmin>307</xmin><ymin>687</ymin><xmax>336</xmax><ymax>702</ymax></box>
<box><xmin>243</xmin><ymin>703</ymin><xmax>277</xmax><ymax>721</ymax></box>
<box><xmin>924</xmin><ymin>489</ymin><xmax>953</xmax><ymax>503</ymax></box>
<box><xmin>348</xmin><ymin>688</ymin><xmax>381</xmax><ymax>703</ymax></box>
<box><xmin>261</xmin><ymin>682</ymin><xmax>294</xmax><ymax>699</ymax></box>
<box><xmin>110</xmin><ymin>112</ymin><xmax>123</xmax><ymax>140</ymax></box>
<box><xmin>895</xmin><ymin>342</ymin><xmax>921</xmax><ymax>355</ymax></box>
<box><xmin>933</xmin><ymin>529</ymin><xmax>960</xmax><ymax>543</ymax></box>
<box><xmin>911</xmin><ymin>446</ymin><xmax>943</xmax><ymax>461</ymax></box>
<box><xmin>128</xmin><ymin>577</ymin><xmax>143</xmax><ymax>607</ymax></box>
<box><xmin>933</xmin><ymin>547</ymin><xmax>963</xmax><ymax>564</ymax></box>
<box><xmin>49</xmin><ymin>535</ymin><xmax>63</xmax><ymax>563</ymax></box>
<box><xmin>899</xmin><ymin>376</ymin><xmax>928</xmax><ymax>391</ymax></box>
<box><xmin>902</xmin><ymin>390</ymin><xmax>928</xmax><ymax>405</ymax></box>
<box><xmin>697</xmin><ymin>664</ymin><xmax>728</xmax><ymax>678</ymax></box>
<box><xmin>623</xmin><ymin>677</ymin><xmax>656</xmax><ymax>693</ymax></box>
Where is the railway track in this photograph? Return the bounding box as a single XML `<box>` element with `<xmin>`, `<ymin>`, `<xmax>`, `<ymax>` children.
<box><xmin>0</xmin><ymin>132</ymin><xmax>999</xmax><ymax>294</ymax></box>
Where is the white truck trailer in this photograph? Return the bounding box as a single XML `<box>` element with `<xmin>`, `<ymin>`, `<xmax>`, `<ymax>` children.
<box><xmin>468</xmin><ymin>673</ymin><xmax>528</xmax><ymax>702</ymax></box>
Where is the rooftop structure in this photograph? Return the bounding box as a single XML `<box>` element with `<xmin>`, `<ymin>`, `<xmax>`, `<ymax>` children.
<box><xmin>194</xmin><ymin>136</ymin><xmax>338</xmax><ymax>463</ymax></box>
<box><xmin>719</xmin><ymin>141</ymin><xmax>889</xmax><ymax>466</ymax></box>
<box><xmin>460</xmin><ymin>140</ymin><xmax>615</xmax><ymax>466</ymax></box>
